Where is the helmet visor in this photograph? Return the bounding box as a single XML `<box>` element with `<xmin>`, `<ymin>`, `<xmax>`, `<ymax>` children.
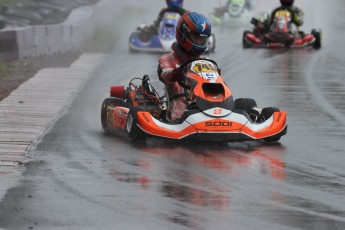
<box><xmin>190</xmin><ymin>32</ymin><xmax>209</xmax><ymax>47</ymax></box>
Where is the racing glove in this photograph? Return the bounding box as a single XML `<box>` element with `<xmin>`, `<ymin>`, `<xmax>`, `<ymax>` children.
<box><xmin>171</xmin><ymin>68</ymin><xmax>183</xmax><ymax>82</ymax></box>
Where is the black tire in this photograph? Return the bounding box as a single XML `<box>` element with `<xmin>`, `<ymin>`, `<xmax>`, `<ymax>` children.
<box><xmin>260</xmin><ymin>107</ymin><xmax>280</xmax><ymax>121</ymax></box>
<box><xmin>234</xmin><ymin>98</ymin><xmax>259</xmax><ymax>122</ymax></box>
<box><xmin>101</xmin><ymin>97</ymin><xmax>125</xmax><ymax>134</ymax></box>
<box><xmin>242</xmin><ymin>31</ymin><xmax>252</xmax><ymax>48</ymax></box>
<box><xmin>234</xmin><ymin>98</ymin><xmax>257</xmax><ymax>111</ymax></box>
<box><xmin>126</xmin><ymin>107</ymin><xmax>147</xmax><ymax>142</ymax></box>
<box><xmin>129</xmin><ymin>43</ymin><xmax>138</xmax><ymax>54</ymax></box>
<box><xmin>129</xmin><ymin>46</ymin><xmax>135</xmax><ymax>54</ymax></box>
<box><xmin>311</xmin><ymin>29</ymin><xmax>322</xmax><ymax>50</ymax></box>
<box><xmin>261</xmin><ymin>107</ymin><xmax>282</xmax><ymax>142</ymax></box>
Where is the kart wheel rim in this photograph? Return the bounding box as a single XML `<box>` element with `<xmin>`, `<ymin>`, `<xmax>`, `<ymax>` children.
<box><xmin>126</xmin><ymin>115</ymin><xmax>133</xmax><ymax>132</ymax></box>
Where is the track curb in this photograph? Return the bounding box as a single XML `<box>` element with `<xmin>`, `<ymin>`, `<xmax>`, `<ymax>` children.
<box><xmin>0</xmin><ymin>53</ymin><xmax>106</xmax><ymax>169</ymax></box>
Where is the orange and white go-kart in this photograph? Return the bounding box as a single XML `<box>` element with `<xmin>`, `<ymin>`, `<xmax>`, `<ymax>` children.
<box><xmin>101</xmin><ymin>58</ymin><xmax>287</xmax><ymax>142</ymax></box>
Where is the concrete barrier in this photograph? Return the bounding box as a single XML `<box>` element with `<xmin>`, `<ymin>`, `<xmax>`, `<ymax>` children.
<box><xmin>0</xmin><ymin>4</ymin><xmax>97</xmax><ymax>61</ymax></box>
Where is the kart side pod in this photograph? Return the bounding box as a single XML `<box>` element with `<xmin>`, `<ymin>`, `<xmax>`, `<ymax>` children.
<box><xmin>110</xmin><ymin>86</ymin><xmax>125</xmax><ymax>98</ymax></box>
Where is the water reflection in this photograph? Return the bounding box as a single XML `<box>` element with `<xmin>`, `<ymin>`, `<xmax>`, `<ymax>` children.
<box><xmin>109</xmin><ymin>141</ymin><xmax>286</xmax><ymax>214</ymax></box>
<box><xmin>161</xmin><ymin>181</ymin><xmax>230</xmax><ymax>211</ymax></box>
<box><xmin>161</xmin><ymin>211</ymin><xmax>205</xmax><ymax>230</ymax></box>
<box><xmin>110</xmin><ymin>170</ymin><xmax>152</xmax><ymax>190</ymax></box>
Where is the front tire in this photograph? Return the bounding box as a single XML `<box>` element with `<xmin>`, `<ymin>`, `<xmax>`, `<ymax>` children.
<box><xmin>101</xmin><ymin>97</ymin><xmax>125</xmax><ymax>134</ymax></box>
<box><xmin>311</xmin><ymin>29</ymin><xmax>322</xmax><ymax>50</ymax></box>
<box><xmin>234</xmin><ymin>98</ymin><xmax>259</xmax><ymax>122</ymax></box>
<box><xmin>126</xmin><ymin>107</ymin><xmax>147</xmax><ymax>142</ymax></box>
<box><xmin>234</xmin><ymin>98</ymin><xmax>257</xmax><ymax>111</ymax></box>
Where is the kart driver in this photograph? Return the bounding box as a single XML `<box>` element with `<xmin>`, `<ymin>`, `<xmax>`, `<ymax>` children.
<box><xmin>141</xmin><ymin>0</ymin><xmax>189</xmax><ymax>39</ymax></box>
<box><xmin>227</xmin><ymin>0</ymin><xmax>256</xmax><ymax>11</ymax></box>
<box><xmin>269</xmin><ymin>0</ymin><xmax>304</xmax><ymax>33</ymax></box>
<box><xmin>157</xmin><ymin>12</ymin><xmax>212</xmax><ymax>122</ymax></box>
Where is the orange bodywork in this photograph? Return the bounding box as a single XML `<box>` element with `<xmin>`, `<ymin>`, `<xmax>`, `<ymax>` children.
<box><xmin>188</xmin><ymin>72</ymin><xmax>232</xmax><ymax>102</ymax></box>
<box><xmin>136</xmin><ymin>112</ymin><xmax>197</xmax><ymax>139</ymax></box>
<box><xmin>136</xmin><ymin>110</ymin><xmax>287</xmax><ymax>140</ymax></box>
<box><xmin>240</xmin><ymin>112</ymin><xmax>287</xmax><ymax>139</ymax></box>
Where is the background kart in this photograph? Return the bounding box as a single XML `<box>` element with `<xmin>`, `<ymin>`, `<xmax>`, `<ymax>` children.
<box><xmin>101</xmin><ymin>58</ymin><xmax>287</xmax><ymax>143</ymax></box>
<box><xmin>209</xmin><ymin>0</ymin><xmax>253</xmax><ymax>27</ymax></box>
<box><xmin>129</xmin><ymin>12</ymin><xmax>216</xmax><ymax>53</ymax></box>
<box><xmin>243</xmin><ymin>11</ymin><xmax>322</xmax><ymax>49</ymax></box>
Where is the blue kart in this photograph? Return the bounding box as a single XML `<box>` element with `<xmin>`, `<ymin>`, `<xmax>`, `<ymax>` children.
<box><xmin>129</xmin><ymin>12</ymin><xmax>181</xmax><ymax>53</ymax></box>
<box><xmin>129</xmin><ymin>12</ymin><xmax>216</xmax><ymax>53</ymax></box>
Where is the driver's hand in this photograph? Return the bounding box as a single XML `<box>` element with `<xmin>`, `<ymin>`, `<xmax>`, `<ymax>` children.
<box><xmin>171</xmin><ymin>68</ymin><xmax>182</xmax><ymax>82</ymax></box>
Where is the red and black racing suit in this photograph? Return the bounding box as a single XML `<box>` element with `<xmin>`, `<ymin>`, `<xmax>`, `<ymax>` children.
<box><xmin>157</xmin><ymin>42</ymin><xmax>200</xmax><ymax>121</ymax></box>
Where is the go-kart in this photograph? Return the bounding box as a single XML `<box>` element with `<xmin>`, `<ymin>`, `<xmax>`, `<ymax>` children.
<box><xmin>129</xmin><ymin>12</ymin><xmax>216</xmax><ymax>53</ymax></box>
<box><xmin>243</xmin><ymin>11</ymin><xmax>322</xmax><ymax>49</ymax></box>
<box><xmin>101</xmin><ymin>58</ymin><xmax>287</xmax><ymax>142</ymax></box>
<box><xmin>209</xmin><ymin>0</ymin><xmax>252</xmax><ymax>27</ymax></box>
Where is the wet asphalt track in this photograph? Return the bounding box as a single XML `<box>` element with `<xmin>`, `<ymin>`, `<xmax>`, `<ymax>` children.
<box><xmin>1</xmin><ymin>0</ymin><xmax>345</xmax><ymax>229</ymax></box>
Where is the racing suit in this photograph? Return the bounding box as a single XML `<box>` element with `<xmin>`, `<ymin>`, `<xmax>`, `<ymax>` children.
<box><xmin>157</xmin><ymin>42</ymin><xmax>199</xmax><ymax>121</ymax></box>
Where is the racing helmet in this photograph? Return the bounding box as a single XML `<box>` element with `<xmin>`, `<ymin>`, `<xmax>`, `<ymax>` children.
<box><xmin>280</xmin><ymin>0</ymin><xmax>294</xmax><ymax>7</ymax></box>
<box><xmin>166</xmin><ymin>0</ymin><xmax>183</xmax><ymax>8</ymax></box>
<box><xmin>176</xmin><ymin>12</ymin><xmax>212</xmax><ymax>56</ymax></box>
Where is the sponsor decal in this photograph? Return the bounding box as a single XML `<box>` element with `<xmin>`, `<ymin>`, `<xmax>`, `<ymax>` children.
<box><xmin>276</xmin><ymin>112</ymin><xmax>281</xmax><ymax>122</ymax></box>
<box><xmin>143</xmin><ymin>113</ymin><xmax>150</xmax><ymax>123</ymax></box>
<box><xmin>113</xmin><ymin>113</ymin><xmax>125</xmax><ymax>127</ymax></box>
<box><xmin>165</xmin><ymin>12</ymin><xmax>180</xmax><ymax>19</ymax></box>
<box><xmin>205</xmin><ymin>121</ymin><xmax>233</xmax><ymax>127</ymax></box>
<box><xmin>214</xmin><ymin>108</ymin><xmax>222</xmax><ymax>115</ymax></box>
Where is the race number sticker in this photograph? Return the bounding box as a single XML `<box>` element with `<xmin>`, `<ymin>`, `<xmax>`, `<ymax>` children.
<box><xmin>164</xmin><ymin>12</ymin><xmax>180</xmax><ymax>19</ymax></box>
<box><xmin>191</xmin><ymin>61</ymin><xmax>219</xmax><ymax>82</ymax></box>
<box><xmin>192</xmin><ymin>62</ymin><xmax>217</xmax><ymax>73</ymax></box>
<box><xmin>274</xmin><ymin>10</ymin><xmax>291</xmax><ymax>18</ymax></box>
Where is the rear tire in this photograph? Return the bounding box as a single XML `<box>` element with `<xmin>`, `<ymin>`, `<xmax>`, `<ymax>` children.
<box><xmin>126</xmin><ymin>107</ymin><xmax>147</xmax><ymax>142</ymax></box>
<box><xmin>242</xmin><ymin>31</ymin><xmax>252</xmax><ymax>48</ymax></box>
<box><xmin>129</xmin><ymin>44</ymin><xmax>138</xmax><ymax>54</ymax></box>
<box><xmin>101</xmin><ymin>98</ymin><xmax>125</xmax><ymax>134</ymax></box>
<box><xmin>261</xmin><ymin>107</ymin><xmax>282</xmax><ymax>142</ymax></box>
<box><xmin>311</xmin><ymin>29</ymin><xmax>322</xmax><ymax>50</ymax></box>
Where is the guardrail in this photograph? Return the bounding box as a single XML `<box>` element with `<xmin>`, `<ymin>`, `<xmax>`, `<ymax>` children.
<box><xmin>0</xmin><ymin>3</ymin><xmax>97</xmax><ymax>61</ymax></box>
